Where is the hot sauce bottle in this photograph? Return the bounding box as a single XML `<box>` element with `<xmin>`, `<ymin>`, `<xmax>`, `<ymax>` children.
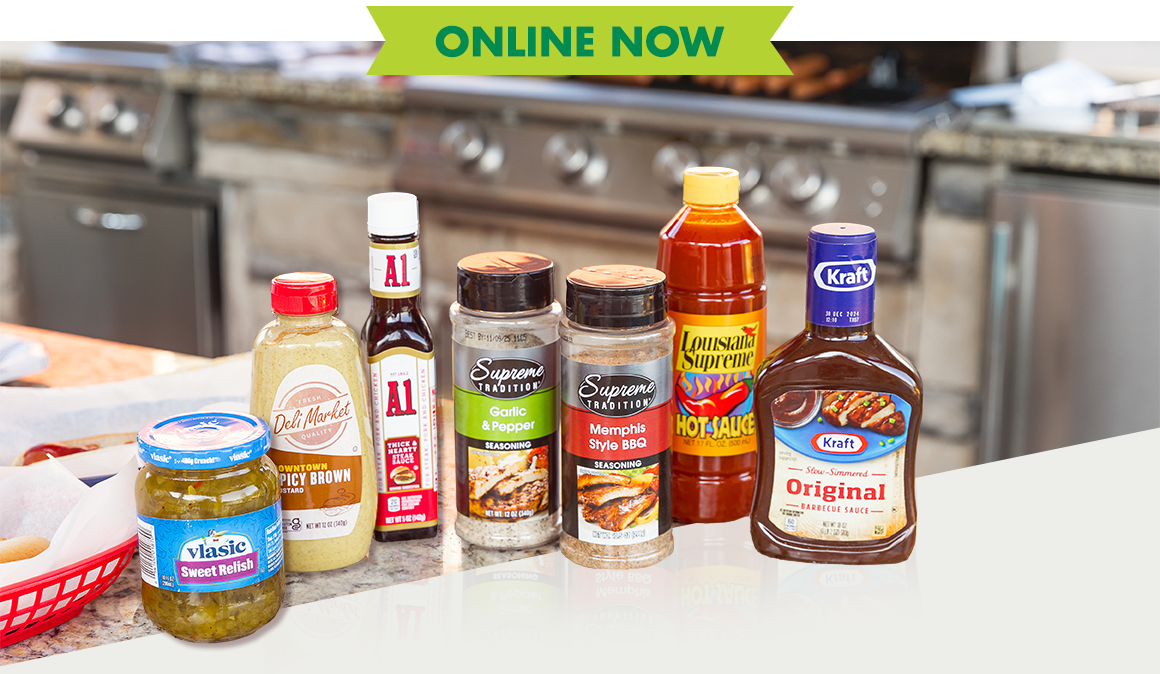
<box><xmin>362</xmin><ymin>193</ymin><xmax>439</xmax><ymax>542</ymax></box>
<box><xmin>751</xmin><ymin>223</ymin><xmax>921</xmax><ymax>564</ymax></box>
<box><xmin>658</xmin><ymin>167</ymin><xmax>766</xmax><ymax>523</ymax></box>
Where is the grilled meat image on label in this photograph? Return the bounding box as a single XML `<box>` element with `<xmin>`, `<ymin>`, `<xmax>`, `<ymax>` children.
<box><xmin>467</xmin><ymin>445</ymin><xmax>550</xmax><ymax>521</ymax></box>
<box><xmin>577</xmin><ymin>468</ymin><xmax>660</xmax><ymax>532</ymax></box>
<box><xmin>819</xmin><ymin>391</ymin><xmax>906</xmax><ymax>436</ymax></box>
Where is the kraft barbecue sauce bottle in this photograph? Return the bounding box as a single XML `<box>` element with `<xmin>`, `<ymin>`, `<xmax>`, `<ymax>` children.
<box><xmin>751</xmin><ymin>223</ymin><xmax>922</xmax><ymax>564</ymax></box>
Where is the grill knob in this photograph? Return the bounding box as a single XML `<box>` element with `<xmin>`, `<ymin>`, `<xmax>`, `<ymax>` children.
<box><xmin>653</xmin><ymin>141</ymin><xmax>702</xmax><ymax>190</ymax></box>
<box><xmin>112</xmin><ymin>109</ymin><xmax>141</xmax><ymax>137</ymax></box>
<box><xmin>95</xmin><ymin>100</ymin><xmax>140</xmax><ymax>137</ymax></box>
<box><xmin>97</xmin><ymin>100</ymin><xmax>122</xmax><ymax>126</ymax></box>
<box><xmin>439</xmin><ymin>119</ymin><xmax>503</xmax><ymax>174</ymax></box>
<box><xmin>712</xmin><ymin>149</ymin><xmax>763</xmax><ymax>195</ymax></box>
<box><xmin>440</xmin><ymin>119</ymin><xmax>486</xmax><ymax>165</ymax></box>
<box><xmin>543</xmin><ymin>131</ymin><xmax>591</xmax><ymax>180</ymax></box>
<box><xmin>769</xmin><ymin>155</ymin><xmax>825</xmax><ymax>204</ymax></box>
<box><xmin>46</xmin><ymin>94</ymin><xmax>84</xmax><ymax>131</ymax></box>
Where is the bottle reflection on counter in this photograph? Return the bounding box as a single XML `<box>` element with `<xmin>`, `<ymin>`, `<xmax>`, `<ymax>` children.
<box><xmin>565</xmin><ymin>551</ymin><xmax>678</xmax><ymax>640</ymax></box>
<box><xmin>757</xmin><ymin>555</ymin><xmax>921</xmax><ymax>634</ymax></box>
<box><xmin>675</xmin><ymin>520</ymin><xmax>763</xmax><ymax>640</ymax></box>
<box><xmin>459</xmin><ymin>555</ymin><xmax>565</xmax><ymax>640</ymax></box>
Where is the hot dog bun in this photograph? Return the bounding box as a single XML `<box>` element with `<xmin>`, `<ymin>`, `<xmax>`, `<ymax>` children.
<box><xmin>0</xmin><ymin>536</ymin><xmax>51</xmax><ymax>563</ymax></box>
<box><xmin>13</xmin><ymin>432</ymin><xmax>138</xmax><ymax>466</ymax></box>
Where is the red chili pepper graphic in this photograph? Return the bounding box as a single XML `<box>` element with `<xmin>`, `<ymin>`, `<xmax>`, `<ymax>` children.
<box><xmin>677</xmin><ymin>379</ymin><xmax>751</xmax><ymax>417</ymax></box>
<box><xmin>741</xmin><ymin>326</ymin><xmax>757</xmax><ymax>337</ymax></box>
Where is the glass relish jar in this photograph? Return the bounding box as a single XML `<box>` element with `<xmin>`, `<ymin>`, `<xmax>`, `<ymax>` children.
<box><xmin>135</xmin><ymin>412</ymin><xmax>285</xmax><ymax>642</ymax></box>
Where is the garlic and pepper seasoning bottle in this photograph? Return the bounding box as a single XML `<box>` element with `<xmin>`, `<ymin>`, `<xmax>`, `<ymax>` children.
<box><xmin>450</xmin><ymin>252</ymin><xmax>562</xmax><ymax>549</ymax></box>
<box><xmin>559</xmin><ymin>265</ymin><xmax>674</xmax><ymax>569</ymax></box>
<box><xmin>251</xmin><ymin>272</ymin><xmax>376</xmax><ymax>572</ymax></box>
<box><xmin>362</xmin><ymin>193</ymin><xmax>439</xmax><ymax>542</ymax></box>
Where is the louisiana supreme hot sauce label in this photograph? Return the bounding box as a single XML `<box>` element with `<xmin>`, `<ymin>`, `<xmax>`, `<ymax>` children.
<box><xmin>671</xmin><ymin>310</ymin><xmax>764</xmax><ymax>457</ymax></box>
<box><xmin>268</xmin><ymin>363</ymin><xmax>363</xmax><ymax>539</ymax></box>
<box><xmin>562</xmin><ymin>355</ymin><xmax>672</xmax><ymax>545</ymax></box>
<box><xmin>767</xmin><ymin>390</ymin><xmax>910</xmax><ymax>541</ymax></box>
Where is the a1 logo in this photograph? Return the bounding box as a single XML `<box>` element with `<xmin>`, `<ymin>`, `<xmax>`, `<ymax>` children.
<box><xmin>382</xmin><ymin>253</ymin><xmax>412</xmax><ymax>289</ymax></box>
<box><xmin>384</xmin><ymin>379</ymin><xmax>417</xmax><ymax>417</ymax></box>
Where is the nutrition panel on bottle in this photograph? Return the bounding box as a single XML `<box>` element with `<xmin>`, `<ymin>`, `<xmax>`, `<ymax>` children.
<box><xmin>658</xmin><ymin>167</ymin><xmax>767</xmax><ymax>524</ymax></box>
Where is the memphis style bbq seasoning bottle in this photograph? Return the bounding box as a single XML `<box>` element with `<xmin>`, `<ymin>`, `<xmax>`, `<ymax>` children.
<box><xmin>560</xmin><ymin>265</ymin><xmax>674</xmax><ymax>569</ymax></box>
<box><xmin>451</xmin><ymin>252</ymin><xmax>562</xmax><ymax>549</ymax></box>
<box><xmin>751</xmin><ymin>223</ymin><xmax>922</xmax><ymax>564</ymax></box>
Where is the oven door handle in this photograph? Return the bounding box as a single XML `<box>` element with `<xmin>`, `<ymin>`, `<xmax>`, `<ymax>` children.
<box><xmin>73</xmin><ymin>205</ymin><xmax>145</xmax><ymax>231</ymax></box>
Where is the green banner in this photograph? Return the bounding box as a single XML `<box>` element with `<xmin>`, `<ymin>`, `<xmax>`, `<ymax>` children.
<box><xmin>367</xmin><ymin>6</ymin><xmax>793</xmax><ymax>75</ymax></box>
<box><xmin>454</xmin><ymin>386</ymin><xmax>558</xmax><ymax>442</ymax></box>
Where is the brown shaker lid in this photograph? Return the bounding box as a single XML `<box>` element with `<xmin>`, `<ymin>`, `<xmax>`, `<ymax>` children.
<box><xmin>457</xmin><ymin>251</ymin><xmax>554</xmax><ymax>313</ymax></box>
<box><xmin>565</xmin><ymin>265</ymin><xmax>667</xmax><ymax>329</ymax></box>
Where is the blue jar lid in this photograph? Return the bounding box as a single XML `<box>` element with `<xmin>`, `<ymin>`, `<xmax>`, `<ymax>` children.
<box><xmin>138</xmin><ymin>412</ymin><xmax>271</xmax><ymax>470</ymax></box>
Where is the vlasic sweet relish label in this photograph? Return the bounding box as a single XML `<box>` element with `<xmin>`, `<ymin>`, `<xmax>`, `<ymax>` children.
<box><xmin>138</xmin><ymin>503</ymin><xmax>283</xmax><ymax>593</ymax></box>
<box><xmin>767</xmin><ymin>389</ymin><xmax>910</xmax><ymax>541</ymax></box>
<box><xmin>670</xmin><ymin>310</ymin><xmax>764</xmax><ymax>457</ymax></box>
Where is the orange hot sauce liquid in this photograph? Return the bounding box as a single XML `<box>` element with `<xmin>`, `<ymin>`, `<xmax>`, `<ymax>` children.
<box><xmin>658</xmin><ymin>202</ymin><xmax>766</xmax><ymax>523</ymax></box>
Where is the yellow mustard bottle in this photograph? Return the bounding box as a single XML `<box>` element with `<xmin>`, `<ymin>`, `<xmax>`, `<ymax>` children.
<box><xmin>251</xmin><ymin>272</ymin><xmax>376</xmax><ymax>572</ymax></box>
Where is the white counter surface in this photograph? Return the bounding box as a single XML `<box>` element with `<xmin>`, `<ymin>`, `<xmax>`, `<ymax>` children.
<box><xmin>11</xmin><ymin>429</ymin><xmax>1159</xmax><ymax>672</ymax></box>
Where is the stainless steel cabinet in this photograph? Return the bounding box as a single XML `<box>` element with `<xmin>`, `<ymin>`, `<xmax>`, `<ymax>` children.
<box><xmin>982</xmin><ymin>175</ymin><xmax>1160</xmax><ymax>460</ymax></box>
<box><xmin>19</xmin><ymin>167</ymin><xmax>220</xmax><ymax>357</ymax></box>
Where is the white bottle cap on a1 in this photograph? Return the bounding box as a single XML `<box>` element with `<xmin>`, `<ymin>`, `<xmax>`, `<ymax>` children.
<box><xmin>367</xmin><ymin>192</ymin><xmax>419</xmax><ymax>236</ymax></box>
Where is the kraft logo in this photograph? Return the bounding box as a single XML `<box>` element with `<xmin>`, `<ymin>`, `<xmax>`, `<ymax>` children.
<box><xmin>812</xmin><ymin>433</ymin><xmax>867</xmax><ymax>454</ymax></box>
<box><xmin>813</xmin><ymin>260</ymin><xmax>876</xmax><ymax>293</ymax></box>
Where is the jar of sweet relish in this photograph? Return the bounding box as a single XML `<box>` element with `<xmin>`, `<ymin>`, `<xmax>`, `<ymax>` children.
<box><xmin>135</xmin><ymin>412</ymin><xmax>285</xmax><ymax>642</ymax></box>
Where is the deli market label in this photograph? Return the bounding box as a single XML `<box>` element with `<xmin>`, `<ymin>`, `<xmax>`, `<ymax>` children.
<box><xmin>269</xmin><ymin>363</ymin><xmax>363</xmax><ymax>541</ymax></box>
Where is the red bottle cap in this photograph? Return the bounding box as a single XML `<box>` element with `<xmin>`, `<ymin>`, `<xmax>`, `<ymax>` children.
<box><xmin>270</xmin><ymin>272</ymin><xmax>337</xmax><ymax>315</ymax></box>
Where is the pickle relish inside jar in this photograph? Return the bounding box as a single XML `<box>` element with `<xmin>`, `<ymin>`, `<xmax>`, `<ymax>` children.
<box><xmin>135</xmin><ymin>412</ymin><xmax>285</xmax><ymax>643</ymax></box>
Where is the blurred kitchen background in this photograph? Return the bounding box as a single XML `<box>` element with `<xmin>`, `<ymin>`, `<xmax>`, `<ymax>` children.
<box><xmin>0</xmin><ymin>41</ymin><xmax>1157</xmax><ymax>476</ymax></box>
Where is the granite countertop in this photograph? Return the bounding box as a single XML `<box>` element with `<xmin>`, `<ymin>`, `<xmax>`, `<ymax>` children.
<box><xmin>0</xmin><ymin>323</ymin><xmax>210</xmax><ymax>388</ymax></box>
<box><xmin>0</xmin><ymin>53</ymin><xmax>403</xmax><ymax>112</ymax></box>
<box><xmin>0</xmin><ymin>402</ymin><xmax>555</xmax><ymax>664</ymax></box>
<box><xmin>0</xmin><ymin>58</ymin><xmax>32</xmax><ymax>81</ymax></box>
<box><xmin>162</xmin><ymin>66</ymin><xmax>404</xmax><ymax>111</ymax></box>
<box><xmin>917</xmin><ymin>119</ymin><xmax>1160</xmax><ymax>179</ymax></box>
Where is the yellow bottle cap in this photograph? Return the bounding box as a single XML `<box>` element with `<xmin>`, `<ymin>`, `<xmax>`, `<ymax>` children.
<box><xmin>683</xmin><ymin>166</ymin><xmax>740</xmax><ymax>205</ymax></box>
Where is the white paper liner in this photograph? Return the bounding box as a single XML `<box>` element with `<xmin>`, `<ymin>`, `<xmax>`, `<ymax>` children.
<box><xmin>0</xmin><ymin>457</ymin><xmax>137</xmax><ymax>587</ymax></box>
<box><xmin>0</xmin><ymin>353</ymin><xmax>253</xmax><ymax>588</ymax></box>
<box><xmin>0</xmin><ymin>354</ymin><xmax>251</xmax><ymax>466</ymax></box>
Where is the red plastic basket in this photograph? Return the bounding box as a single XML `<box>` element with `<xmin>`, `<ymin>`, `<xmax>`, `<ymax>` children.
<box><xmin>0</xmin><ymin>536</ymin><xmax>137</xmax><ymax>648</ymax></box>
